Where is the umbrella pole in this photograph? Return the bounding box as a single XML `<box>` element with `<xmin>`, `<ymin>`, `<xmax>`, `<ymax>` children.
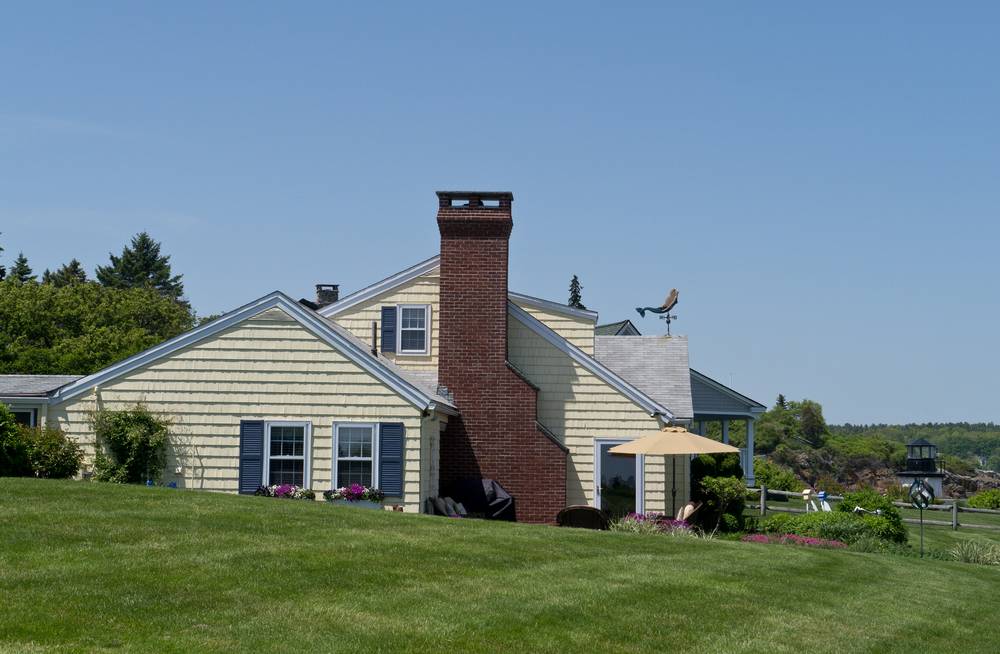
<box><xmin>671</xmin><ymin>456</ymin><xmax>677</xmax><ymax>517</ymax></box>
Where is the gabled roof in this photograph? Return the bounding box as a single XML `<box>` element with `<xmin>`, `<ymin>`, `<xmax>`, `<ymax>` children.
<box><xmin>0</xmin><ymin>375</ymin><xmax>82</xmax><ymax>399</ymax></box>
<box><xmin>689</xmin><ymin>369</ymin><xmax>765</xmax><ymax>418</ymax></box>
<box><xmin>320</xmin><ymin>255</ymin><xmax>598</xmax><ymax>322</ymax></box>
<box><xmin>507</xmin><ymin>291</ymin><xmax>597</xmax><ymax>322</ymax></box>
<box><xmin>49</xmin><ymin>291</ymin><xmax>457</xmax><ymax>415</ymax></box>
<box><xmin>596</xmin><ymin>319</ymin><xmax>641</xmax><ymax>336</ymax></box>
<box><xmin>508</xmin><ymin>301</ymin><xmax>672</xmax><ymax>420</ymax></box>
<box><xmin>594</xmin><ymin>335</ymin><xmax>693</xmax><ymax>419</ymax></box>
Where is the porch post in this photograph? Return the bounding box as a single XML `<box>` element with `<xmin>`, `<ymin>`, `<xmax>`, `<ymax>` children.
<box><xmin>745</xmin><ymin>419</ymin><xmax>756</xmax><ymax>485</ymax></box>
<box><xmin>721</xmin><ymin>419</ymin><xmax>729</xmax><ymax>444</ymax></box>
<box><xmin>697</xmin><ymin>420</ymin><xmax>705</xmax><ymax>436</ymax></box>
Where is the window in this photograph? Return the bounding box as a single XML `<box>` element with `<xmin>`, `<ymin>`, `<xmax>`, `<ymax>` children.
<box><xmin>264</xmin><ymin>422</ymin><xmax>310</xmax><ymax>487</ymax></box>
<box><xmin>397</xmin><ymin>305</ymin><xmax>429</xmax><ymax>354</ymax></box>
<box><xmin>334</xmin><ymin>424</ymin><xmax>377</xmax><ymax>487</ymax></box>
<box><xmin>11</xmin><ymin>409</ymin><xmax>36</xmax><ymax>427</ymax></box>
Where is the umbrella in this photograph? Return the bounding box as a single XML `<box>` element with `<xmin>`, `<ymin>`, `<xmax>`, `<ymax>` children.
<box><xmin>609</xmin><ymin>426</ymin><xmax>740</xmax><ymax>516</ymax></box>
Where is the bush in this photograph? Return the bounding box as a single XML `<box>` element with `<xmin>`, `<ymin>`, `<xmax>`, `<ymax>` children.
<box><xmin>91</xmin><ymin>405</ymin><xmax>170</xmax><ymax>484</ymax></box>
<box><xmin>949</xmin><ymin>540</ymin><xmax>1000</xmax><ymax>566</ymax></box>
<box><xmin>21</xmin><ymin>426</ymin><xmax>82</xmax><ymax>478</ymax></box>
<box><xmin>699</xmin><ymin>476</ymin><xmax>751</xmax><ymax>534</ymax></box>
<box><xmin>761</xmin><ymin>510</ymin><xmax>899</xmax><ymax>545</ymax></box>
<box><xmin>837</xmin><ymin>488</ymin><xmax>906</xmax><ymax>543</ymax></box>
<box><xmin>968</xmin><ymin>489</ymin><xmax>1000</xmax><ymax>510</ymax></box>
<box><xmin>609</xmin><ymin>513</ymin><xmax>695</xmax><ymax>537</ymax></box>
<box><xmin>754</xmin><ymin>459</ymin><xmax>799</xmax><ymax>492</ymax></box>
<box><xmin>0</xmin><ymin>405</ymin><xmax>32</xmax><ymax>476</ymax></box>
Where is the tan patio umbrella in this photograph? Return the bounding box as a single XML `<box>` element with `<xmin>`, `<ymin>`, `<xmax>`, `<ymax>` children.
<box><xmin>609</xmin><ymin>426</ymin><xmax>740</xmax><ymax>516</ymax></box>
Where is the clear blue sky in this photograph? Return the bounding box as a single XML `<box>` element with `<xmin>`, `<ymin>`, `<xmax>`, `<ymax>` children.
<box><xmin>2</xmin><ymin>3</ymin><xmax>998</xmax><ymax>424</ymax></box>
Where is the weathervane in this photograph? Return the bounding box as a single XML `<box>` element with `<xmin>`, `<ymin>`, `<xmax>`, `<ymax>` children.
<box><xmin>636</xmin><ymin>288</ymin><xmax>679</xmax><ymax>335</ymax></box>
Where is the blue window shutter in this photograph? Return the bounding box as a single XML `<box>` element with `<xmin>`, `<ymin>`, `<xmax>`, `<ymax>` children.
<box><xmin>379</xmin><ymin>423</ymin><xmax>404</xmax><ymax>496</ymax></box>
<box><xmin>381</xmin><ymin>306</ymin><xmax>397</xmax><ymax>353</ymax></box>
<box><xmin>238</xmin><ymin>420</ymin><xmax>265</xmax><ymax>494</ymax></box>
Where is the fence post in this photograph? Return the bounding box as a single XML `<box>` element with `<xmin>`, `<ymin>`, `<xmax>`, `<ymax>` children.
<box><xmin>759</xmin><ymin>484</ymin><xmax>767</xmax><ymax>517</ymax></box>
<box><xmin>952</xmin><ymin>501</ymin><xmax>959</xmax><ymax>531</ymax></box>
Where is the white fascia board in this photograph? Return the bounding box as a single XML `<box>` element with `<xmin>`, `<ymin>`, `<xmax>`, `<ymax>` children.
<box><xmin>50</xmin><ymin>291</ymin><xmax>442</xmax><ymax>414</ymax></box>
<box><xmin>508</xmin><ymin>301</ymin><xmax>672</xmax><ymax>420</ymax></box>
<box><xmin>319</xmin><ymin>255</ymin><xmax>441</xmax><ymax>317</ymax></box>
<box><xmin>507</xmin><ymin>291</ymin><xmax>599</xmax><ymax>322</ymax></box>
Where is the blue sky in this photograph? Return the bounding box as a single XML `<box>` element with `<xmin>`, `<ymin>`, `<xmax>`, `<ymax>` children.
<box><xmin>2</xmin><ymin>3</ymin><xmax>998</xmax><ymax>424</ymax></box>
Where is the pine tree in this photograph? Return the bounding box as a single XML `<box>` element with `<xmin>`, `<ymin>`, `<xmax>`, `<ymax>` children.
<box><xmin>776</xmin><ymin>394</ymin><xmax>787</xmax><ymax>410</ymax></box>
<box><xmin>10</xmin><ymin>252</ymin><xmax>35</xmax><ymax>283</ymax></box>
<box><xmin>42</xmin><ymin>259</ymin><xmax>88</xmax><ymax>287</ymax></box>
<box><xmin>96</xmin><ymin>232</ymin><xmax>185</xmax><ymax>301</ymax></box>
<box><xmin>568</xmin><ymin>275</ymin><xmax>586</xmax><ymax>310</ymax></box>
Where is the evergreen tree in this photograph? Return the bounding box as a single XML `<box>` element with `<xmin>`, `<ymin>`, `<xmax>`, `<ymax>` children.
<box><xmin>10</xmin><ymin>252</ymin><xmax>35</xmax><ymax>283</ymax></box>
<box><xmin>568</xmin><ymin>274</ymin><xmax>586</xmax><ymax>310</ymax></box>
<box><xmin>42</xmin><ymin>259</ymin><xmax>88</xmax><ymax>287</ymax></box>
<box><xmin>776</xmin><ymin>394</ymin><xmax>787</xmax><ymax>410</ymax></box>
<box><xmin>96</xmin><ymin>232</ymin><xmax>185</xmax><ymax>302</ymax></box>
<box><xmin>799</xmin><ymin>400</ymin><xmax>828</xmax><ymax>446</ymax></box>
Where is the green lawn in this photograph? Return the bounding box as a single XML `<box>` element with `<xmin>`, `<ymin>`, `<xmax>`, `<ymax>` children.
<box><xmin>2</xmin><ymin>480</ymin><xmax>1000</xmax><ymax>653</ymax></box>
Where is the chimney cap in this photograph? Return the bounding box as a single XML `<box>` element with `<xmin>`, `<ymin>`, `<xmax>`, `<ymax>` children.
<box><xmin>436</xmin><ymin>191</ymin><xmax>513</xmax><ymax>201</ymax></box>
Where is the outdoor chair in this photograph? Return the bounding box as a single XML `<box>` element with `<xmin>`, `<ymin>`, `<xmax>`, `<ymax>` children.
<box><xmin>556</xmin><ymin>505</ymin><xmax>610</xmax><ymax>530</ymax></box>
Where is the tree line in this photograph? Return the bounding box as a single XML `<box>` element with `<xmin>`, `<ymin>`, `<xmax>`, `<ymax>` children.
<box><xmin>0</xmin><ymin>232</ymin><xmax>195</xmax><ymax>375</ymax></box>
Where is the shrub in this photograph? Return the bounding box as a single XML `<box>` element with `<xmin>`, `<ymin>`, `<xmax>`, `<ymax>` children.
<box><xmin>968</xmin><ymin>489</ymin><xmax>1000</xmax><ymax>510</ymax></box>
<box><xmin>742</xmin><ymin>533</ymin><xmax>847</xmax><ymax>549</ymax></box>
<box><xmin>700</xmin><ymin>476</ymin><xmax>751</xmax><ymax>534</ymax></box>
<box><xmin>754</xmin><ymin>459</ymin><xmax>799</xmax><ymax>492</ymax></box>
<box><xmin>21</xmin><ymin>426</ymin><xmax>82</xmax><ymax>479</ymax></box>
<box><xmin>761</xmin><ymin>510</ymin><xmax>898</xmax><ymax>545</ymax></box>
<box><xmin>949</xmin><ymin>540</ymin><xmax>1000</xmax><ymax>566</ymax></box>
<box><xmin>837</xmin><ymin>488</ymin><xmax>907</xmax><ymax>543</ymax></box>
<box><xmin>0</xmin><ymin>405</ymin><xmax>32</xmax><ymax>476</ymax></box>
<box><xmin>91</xmin><ymin>405</ymin><xmax>170</xmax><ymax>484</ymax></box>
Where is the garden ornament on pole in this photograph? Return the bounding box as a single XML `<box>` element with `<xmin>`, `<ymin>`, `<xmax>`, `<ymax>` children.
<box><xmin>609</xmin><ymin>426</ymin><xmax>740</xmax><ymax>516</ymax></box>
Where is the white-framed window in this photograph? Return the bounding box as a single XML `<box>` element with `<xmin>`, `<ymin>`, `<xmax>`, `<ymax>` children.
<box><xmin>397</xmin><ymin>304</ymin><xmax>430</xmax><ymax>355</ymax></box>
<box><xmin>263</xmin><ymin>421</ymin><xmax>311</xmax><ymax>487</ymax></box>
<box><xmin>333</xmin><ymin>423</ymin><xmax>378</xmax><ymax>488</ymax></box>
<box><xmin>9</xmin><ymin>408</ymin><xmax>36</xmax><ymax>427</ymax></box>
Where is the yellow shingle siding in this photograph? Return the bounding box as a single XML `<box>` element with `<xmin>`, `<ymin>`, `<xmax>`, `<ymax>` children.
<box><xmin>329</xmin><ymin>270</ymin><xmax>440</xmax><ymax>374</ymax></box>
<box><xmin>514</xmin><ymin>305</ymin><xmax>596</xmax><ymax>355</ymax></box>
<box><xmin>507</xmin><ymin>314</ymin><xmax>688</xmax><ymax>514</ymax></box>
<box><xmin>47</xmin><ymin>307</ymin><xmax>437</xmax><ymax>512</ymax></box>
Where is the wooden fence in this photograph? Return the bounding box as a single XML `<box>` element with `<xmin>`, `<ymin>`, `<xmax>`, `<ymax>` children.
<box><xmin>747</xmin><ymin>486</ymin><xmax>1000</xmax><ymax>532</ymax></box>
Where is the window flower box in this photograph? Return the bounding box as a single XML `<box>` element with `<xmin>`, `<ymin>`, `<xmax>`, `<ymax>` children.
<box><xmin>255</xmin><ymin>484</ymin><xmax>315</xmax><ymax>500</ymax></box>
<box><xmin>324</xmin><ymin>484</ymin><xmax>385</xmax><ymax>510</ymax></box>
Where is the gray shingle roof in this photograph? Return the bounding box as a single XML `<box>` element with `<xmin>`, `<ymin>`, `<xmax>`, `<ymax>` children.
<box><xmin>0</xmin><ymin>375</ymin><xmax>82</xmax><ymax>397</ymax></box>
<box><xmin>596</xmin><ymin>320</ymin><xmax>641</xmax><ymax>336</ymax></box>
<box><xmin>594</xmin><ymin>335</ymin><xmax>693</xmax><ymax>419</ymax></box>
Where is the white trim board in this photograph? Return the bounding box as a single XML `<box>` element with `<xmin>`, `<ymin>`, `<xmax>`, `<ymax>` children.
<box><xmin>507</xmin><ymin>301</ymin><xmax>673</xmax><ymax>420</ymax></box>
<box><xmin>49</xmin><ymin>291</ymin><xmax>456</xmax><ymax>416</ymax></box>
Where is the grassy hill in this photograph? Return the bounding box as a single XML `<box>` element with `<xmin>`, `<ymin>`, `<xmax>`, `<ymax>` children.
<box><xmin>2</xmin><ymin>480</ymin><xmax>999</xmax><ymax>653</ymax></box>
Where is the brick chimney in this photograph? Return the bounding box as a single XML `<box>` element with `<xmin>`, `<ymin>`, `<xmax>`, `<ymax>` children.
<box><xmin>315</xmin><ymin>284</ymin><xmax>339</xmax><ymax>307</ymax></box>
<box><xmin>436</xmin><ymin>191</ymin><xmax>566</xmax><ymax>523</ymax></box>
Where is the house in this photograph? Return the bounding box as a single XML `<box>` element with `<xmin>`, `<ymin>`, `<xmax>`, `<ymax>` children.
<box><xmin>1</xmin><ymin>191</ymin><xmax>760</xmax><ymax>523</ymax></box>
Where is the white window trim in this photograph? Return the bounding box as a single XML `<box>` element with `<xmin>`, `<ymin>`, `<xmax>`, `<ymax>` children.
<box><xmin>262</xmin><ymin>421</ymin><xmax>312</xmax><ymax>488</ymax></box>
<box><xmin>9</xmin><ymin>407</ymin><xmax>37</xmax><ymax>428</ymax></box>
<box><xmin>332</xmin><ymin>422</ymin><xmax>380</xmax><ymax>489</ymax></box>
<box><xmin>396</xmin><ymin>304</ymin><xmax>431</xmax><ymax>356</ymax></box>
<box><xmin>594</xmin><ymin>438</ymin><xmax>645</xmax><ymax>515</ymax></box>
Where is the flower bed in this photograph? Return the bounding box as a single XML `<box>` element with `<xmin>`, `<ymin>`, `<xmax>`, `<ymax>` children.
<box><xmin>323</xmin><ymin>484</ymin><xmax>385</xmax><ymax>504</ymax></box>
<box><xmin>609</xmin><ymin>512</ymin><xmax>693</xmax><ymax>536</ymax></box>
<box><xmin>255</xmin><ymin>484</ymin><xmax>315</xmax><ymax>500</ymax></box>
<box><xmin>742</xmin><ymin>533</ymin><xmax>847</xmax><ymax>549</ymax></box>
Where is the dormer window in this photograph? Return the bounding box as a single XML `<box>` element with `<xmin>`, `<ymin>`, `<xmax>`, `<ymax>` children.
<box><xmin>398</xmin><ymin>305</ymin><xmax>430</xmax><ymax>354</ymax></box>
